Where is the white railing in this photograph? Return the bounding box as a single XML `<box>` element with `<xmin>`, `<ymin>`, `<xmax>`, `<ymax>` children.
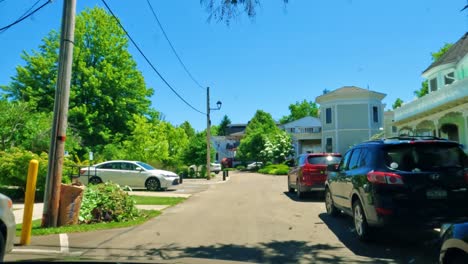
<box><xmin>394</xmin><ymin>78</ymin><xmax>468</xmax><ymax>122</ymax></box>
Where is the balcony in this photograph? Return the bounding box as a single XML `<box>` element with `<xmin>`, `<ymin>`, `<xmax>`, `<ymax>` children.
<box><xmin>394</xmin><ymin>78</ymin><xmax>468</xmax><ymax>124</ymax></box>
<box><xmin>285</xmin><ymin>127</ymin><xmax>322</xmax><ymax>140</ymax></box>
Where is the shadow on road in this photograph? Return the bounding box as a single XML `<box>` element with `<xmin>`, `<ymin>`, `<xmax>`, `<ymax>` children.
<box><xmin>283</xmin><ymin>191</ymin><xmax>325</xmax><ymax>203</ymax></box>
<box><xmin>319</xmin><ymin>213</ymin><xmax>440</xmax><ymax>264</ymax></box>
<box><xmin>143</xmin><ymin>240</ymin><xmax>386</xmax><ymax>263</ymax></box>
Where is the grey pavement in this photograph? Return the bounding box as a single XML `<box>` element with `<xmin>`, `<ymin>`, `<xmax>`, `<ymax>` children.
<box><xmin>6</xmin><ymin>171</ymin><xmax>438</xmax><ymax>263</ymax></box>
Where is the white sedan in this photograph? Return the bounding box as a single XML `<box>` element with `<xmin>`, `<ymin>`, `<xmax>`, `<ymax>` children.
<box><xmin>247</xmin><ymin>162</ymin><xmax>263</xmax><ymax>170</ymax></box>
<box><xmin>189</xmin><ymin>163</ymin><xmax>222</xmax><ymax>175</ymax></box>
<box><xmin>79</xmin><ymin>160</ymin><xmax>180</xmax><ymax>191</ymax></box>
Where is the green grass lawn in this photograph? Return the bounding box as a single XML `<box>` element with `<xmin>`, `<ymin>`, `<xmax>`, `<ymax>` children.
<box><xmin>16</xmin><ymin>210</ymin><xmax>161</xmax><ymax>236</ymax></box>
<box><xmin>131</xmin><ymin>195</ymin><xmax>186</xmax><ymax>206</ymax></box>
<box><xmin>16</xmin><ymin>195</ymin><xmax>186</xmax><ymax>236</ymax></box>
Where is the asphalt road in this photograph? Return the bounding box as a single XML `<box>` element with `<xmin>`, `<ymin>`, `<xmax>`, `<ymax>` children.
<box><xmin>7</xmin><ymin>172</ymin><xmax>441</xmax><ymax>263</ymax></box>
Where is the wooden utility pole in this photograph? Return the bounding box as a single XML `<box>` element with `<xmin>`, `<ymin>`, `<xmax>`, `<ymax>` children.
<box><xmin>42</xmin><ymin>0</ymin><xmax>76</xmax><ymax>227</ymax></box>
<box><xmin>206</xmin><ymin>87</ymin><xmax>211</xmax><ymax>180</ymax></box>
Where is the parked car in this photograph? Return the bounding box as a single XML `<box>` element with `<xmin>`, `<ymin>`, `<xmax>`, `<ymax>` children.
<box><xmin>188</xmin><ymin>163</ymin><xmax>221</xmax><ymax>175</ymax></box>
<box><xmin>325</xmin><ymin>136</ymin><xmax>468</xmax><ymax>241</ymax></box>
<box><xmin>247</xmin><ymin>162</ymin><xmax>263</xmax><ymax>170</ymax></box>
<box><xmin>79</xmin><ymin>160</ymin><xmax>180</xmax><ymax>191</ymax></box>
<box><xmin>439</xmin><ymin>222</ymin><xmax>468</xmax><ymax>264</ymax></box>
<box><xmin>288</xmin><ymin>153</ymin><xmax>342</xmax><ymax>199</ymax></box>
<box><xmin>0</xmin><ymin>193</ymin><xmax>16</xmax><ymax>262</ymax></box>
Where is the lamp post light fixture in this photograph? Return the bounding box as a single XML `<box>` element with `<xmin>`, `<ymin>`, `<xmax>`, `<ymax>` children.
<box><xmin>206</xmin><ymin>87</ymin><xmax>222</xmax><ymax>180</ymax></box>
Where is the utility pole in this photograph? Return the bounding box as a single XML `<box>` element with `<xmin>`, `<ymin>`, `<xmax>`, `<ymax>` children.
<box><xmin>206</xmin><ymin>87</ymin><xmax>222</xmax><ymax>180</ymax></box>
<box><xmin>206</xmin><ymin>87</ymin><xmax>211</xmax><ymax>180</ymax></box>
<box><xmin>42</xmin><ymin>0</ymin><xmax>76</xmax><ymax>228</ymax></box>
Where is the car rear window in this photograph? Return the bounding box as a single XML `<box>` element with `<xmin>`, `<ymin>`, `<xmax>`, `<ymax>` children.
<box><xmin>308</xmin><ymin>155</ymin><xmax>341</xmax><ymax>165</ymax></box>
<box><xmin>384</xmin><ymin>143</ymin><xmax>467</xmax><ymax>172</ymax></box>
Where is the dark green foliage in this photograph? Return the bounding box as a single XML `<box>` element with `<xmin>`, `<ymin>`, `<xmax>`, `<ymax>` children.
<box><xmin>79</xmin><ymin>182</ymin><xmax>139</xmax><ymax>223</ymax></box>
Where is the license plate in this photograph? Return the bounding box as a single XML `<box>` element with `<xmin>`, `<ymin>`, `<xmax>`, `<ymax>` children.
<box><xmin>426</xmin><ymin>189</ymin><xmax>447</xmax><ymax>199</ymax></box>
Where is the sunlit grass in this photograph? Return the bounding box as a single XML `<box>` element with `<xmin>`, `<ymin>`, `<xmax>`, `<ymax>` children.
<box><xmin>16</xmin><ymin>210</ymin><xmax>161</xmax><ymax>236</ymax></box>
<box><xmin>131</xmin><ymin>195</ymin><xmax>186</xmax><ymax>206</ymax></box>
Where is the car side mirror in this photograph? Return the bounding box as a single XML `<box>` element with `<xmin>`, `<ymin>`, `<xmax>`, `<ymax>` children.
<box><xmin>327</xmin><ymin>164</ymin><xmax>338</xmax><ymax>172</ymax></box>
<box><xmin>136</xmin><ymin>167</ymin><xmax>143</xmax><ymax>172</ymax></box>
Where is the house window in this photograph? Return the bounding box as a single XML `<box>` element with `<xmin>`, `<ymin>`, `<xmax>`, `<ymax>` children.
<box><xmin>444</xmin><ymin>72</ymin><xmax>455</xmax><ymax>85</ymax></box>
<box><xmin>430</xmin><ymin>78</ymin><xmax>438</xmax><ymax>91</ymax></box>
<box><xmin>373</xmin><ymin>106</ymin><xmax>378</xmax><ymax>123</ymax></box>
<box><xmin>326</xmin><ymin>108</ymin><xmax>332</xmax><ymax>124</ymax></box>
<box><xmin>326</xmin><ymin>138</ymin><xmax>333</xmax><ymax>152</ymax></box>
<box><xmin>392</xmin><ymin>126</ymin><xmax>397</xmax><ymax>133</ymax></box>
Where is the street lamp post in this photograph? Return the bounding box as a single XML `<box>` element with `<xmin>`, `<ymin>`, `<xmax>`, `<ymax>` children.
<box><xmin>206</xmin><ymin>87</ymin><xmax>222</xmax><ymax>180</ymax></box>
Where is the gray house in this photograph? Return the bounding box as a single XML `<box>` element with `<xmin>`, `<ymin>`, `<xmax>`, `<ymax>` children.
<box><xmin>315</xmin><ymin>86</ymin><xmax>386</xmax><ymax>155</ymax></box>
<box><xmin>280</xmin><ymin>116</ymin><xmax>322</xmax><ymax>156</ymax></box>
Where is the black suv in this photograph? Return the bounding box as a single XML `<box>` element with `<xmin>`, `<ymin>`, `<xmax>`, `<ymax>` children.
<box><xmin>325</xmin><ymin>136</ymin><xmax>468</xmax><ymax>241</ymax></box>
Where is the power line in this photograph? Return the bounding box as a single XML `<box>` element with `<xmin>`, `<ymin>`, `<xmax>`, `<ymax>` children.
<box><xmin>146</xmin><ymin>0</ymin><xmax>205</xmax><ymax>90</ymax></box>
<box><xmin>0</xmin><ymin>0</ymin><xmax>51</xmax><ymax>32</ymax></box>
<box><xmin>101</xmin><ymin>0</ymin><xmax>206</xmax><ymax>115</ymax></box>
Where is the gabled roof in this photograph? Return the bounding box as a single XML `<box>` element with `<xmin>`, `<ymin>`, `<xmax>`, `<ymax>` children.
<box><xmin>315</xmin><ymin>86</ymin><xmax>386</xmax><ymax>103</ymax></box>
<box><xmin>280</xmin><ymin>116</ymin><xmax>321</xmax><ymax>128</ymax></box>
<box><xmin>423</xmin><ymin>32</ymin><xmax>468</xmax><ymax>74</ymax></box>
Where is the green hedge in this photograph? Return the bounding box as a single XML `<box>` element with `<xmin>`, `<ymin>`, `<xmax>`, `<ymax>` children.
<box><xmin>258</xmin><ymin>164</ymin><xmax>290</xmax><ymax>175</ymax></box>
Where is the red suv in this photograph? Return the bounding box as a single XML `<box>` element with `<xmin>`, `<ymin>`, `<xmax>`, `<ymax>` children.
<box><xmin>288</xmin><ymin>153</ymin><xmax>342</xmax><ymax>199</ymax></box>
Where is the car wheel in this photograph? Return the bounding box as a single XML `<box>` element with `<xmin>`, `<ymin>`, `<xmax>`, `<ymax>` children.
<box><xmin>325</xmin><ymin>188</ymin><xmax>339</xmax><ymax>216</ymax></box>
<box><xmin>353</xmin><ymin>199</ymin><xmax>371</xmax><ymax>241</ymax></box>
<box><xmin>296</xmin><ymin>180</ymin><xmax>304</xmax><ymax>199</ymax></box>
<box><xmin>89</xmin><ymin>177</ymin><xmax>102</xmax><ymax>185</ymax></box>
<box><xmin>445</xmin><ymin>251</ymin><xmax>468</xmax><ymax>264</ymax></box>
<box><xmin>287</xmin><ymin>176</ymin><xmax>294</xmax><ymax>193</ymax></box>
<box><xmin>145</xmin><ymin>178</ymin><xmax>160</xmax><ymax>191</ymax></box>
<box><xmin>0</xmin><ymin>231</ymin><xmax>5</xmax><ymax>262</ymax></box>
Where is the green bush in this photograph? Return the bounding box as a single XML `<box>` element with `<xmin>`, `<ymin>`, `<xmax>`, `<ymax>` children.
<box><xmin>79</xmin><ymin>182</ymin><xmax>139</xmax><ymax>224</ymax></box>
<box><xmin>176</xmin><ymin>165</ymin><xmax>188</xmax><ymax>178</ymax></box>
<box><xmin>236</xmin><ymin>165</ymin><xmax>246</xmax><ymax>171</ymax></box>
<box><xmin>0</xmin><ymin>148</ymin><xmax>48</xmax><ymax>193</ymax></box>
<box><xmin>258</xmin><ymin>164</ymin><xmax>290</xmax><ymax>175</ymax></box>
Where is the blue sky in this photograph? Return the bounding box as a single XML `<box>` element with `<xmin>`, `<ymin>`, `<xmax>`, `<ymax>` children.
<box><xmin>1</xmin><ymin>0</ymin><xmax>467</xmax><ymax>131</ymax></box>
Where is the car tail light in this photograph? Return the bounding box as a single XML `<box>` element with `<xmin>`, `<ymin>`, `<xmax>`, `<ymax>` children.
<box><xmin>367</xmin><ymin>171</ymin><xmax>404</xmax><ymax>185</ymax></box>
<box><xmin>375</xmin><ymin>207</ymin><xmax>393</xmax><ymax>215</ymax></box>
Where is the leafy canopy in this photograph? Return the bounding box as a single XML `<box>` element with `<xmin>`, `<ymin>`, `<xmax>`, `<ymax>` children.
<box><xmin>2</xmin><ymin>7</ymin><xmax>154</xmax><ymax>150</ymax></box>
<box><xmin>280</xmin><ymin>100</ymin><xmax>319</xmax><ymax>124</ymax></box>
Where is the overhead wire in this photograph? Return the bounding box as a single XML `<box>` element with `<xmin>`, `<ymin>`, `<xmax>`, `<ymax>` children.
<box><xmin>101</xmin><ymin>0</ymin><xmax>206</xmax><ymax>115</ymax></box>
<box><xmin>146</xmin><ymin>0</ymin><xmax>205</xmax><ymax>91</ymax></box>
<box><xmin>0</xmin><ymin>0</ymin><xmax>52</xmax><ymax>32</ymax></box>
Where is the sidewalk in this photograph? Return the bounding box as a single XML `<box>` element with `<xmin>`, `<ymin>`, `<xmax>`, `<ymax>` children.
<box><xmin>12</xmin><ymin>173</ymin><xmax>233</xmax><ymax>225</ymax></box>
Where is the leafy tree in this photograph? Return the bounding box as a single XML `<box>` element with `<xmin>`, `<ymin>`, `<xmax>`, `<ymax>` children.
<box><xmin>0</xmin><ymin>100</ymin><xmax>31</xmax><ymax>150</ymax></box>
<box><xmin>181</xmin><ymin>132</ymin><xmax>215</xmax><ymax>167</ymax></box>
<box><xmin>201</xmin><ymin>0</ymin><xmax>289</xmax><ymax>24</ymax></box>
<box><xmin>392</xmin><ymin>98</ymin><xmax>403</xmax><ymax>109</ymax></box>
<box><xmin>123</xmin><ymin>115</ymin><xmax>170</xmax><ymax>165</ymax></box>
<box><xmin>218</xmin><ymin>115</ymin><xmax>231</xmax><ymax>136</ymax></box>
<box><xmin>237</xmin><ymin>110</ymin><xmax>279</xmax><ymax>162</ymax></box>
<box><xmin>414</xmin><ymin>80</ymin><xmax>429</xmax><ymax>98</ymax></box>
<box><xmin>280</xmin><ymin>100</ymin><xmax>319</xmax><ymax>124</ymax></box>
<box><xmin>260</xmin><ymin>131</ymin><xmax>294</xmax><ymax>163</ymax></box>
<box><xmin>414</xmin><ymin>43</ymin><xmax>453</xmax><ymax>98</ymax></box>
<box><xmin>2</xmin><ymin>7</ymin><xmax>153</xmax><ymax>150</ymax></box>
<box><xmin>180</xmin><ymin>121</ymin><xmax>195</xmax><ymax>139</ymax></box>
